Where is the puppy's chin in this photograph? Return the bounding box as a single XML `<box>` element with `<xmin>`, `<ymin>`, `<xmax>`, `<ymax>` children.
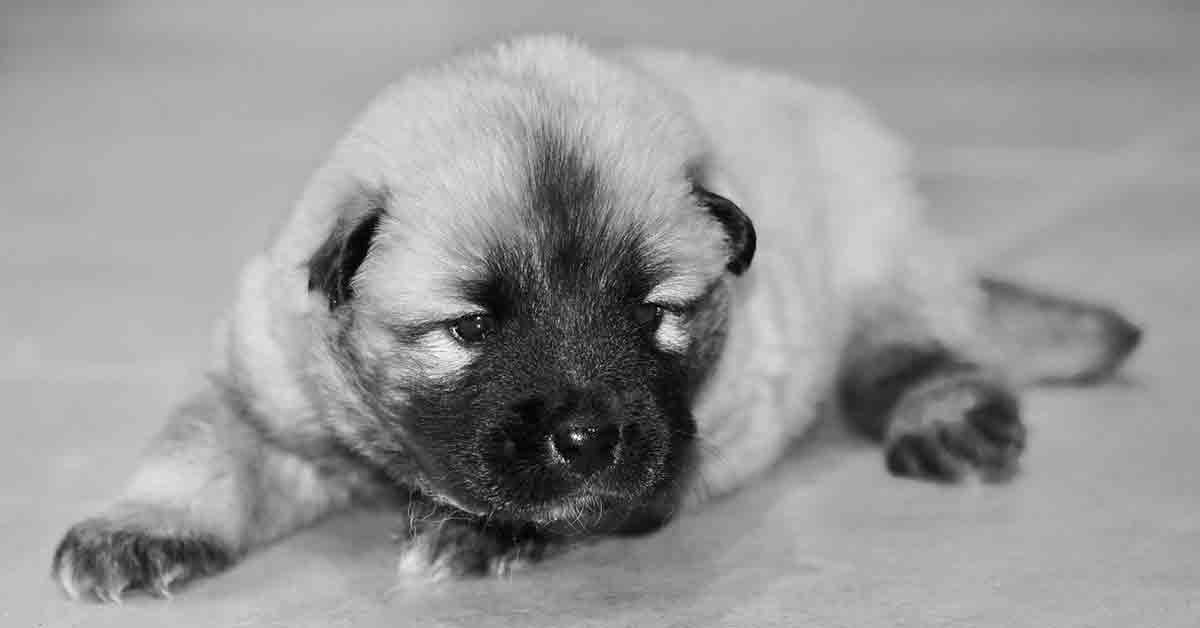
<box><xmin>446</xmin><ymin>488</ymin><xmax>683</xmax><ymax>537</ymax></box>
<box><xmin>519</xmin><ymin>492</ymin><xmax>678</xmax><ymax>537</ymax></box>
<box><xmin>410</xmin><ymin>443</ymin><xmax>695</xmax><ymax>536</ymax></box>
<box><xmin>527</xmin><ymin>477</ymin><xmax>689</xmax><ymax>536</ymax></box>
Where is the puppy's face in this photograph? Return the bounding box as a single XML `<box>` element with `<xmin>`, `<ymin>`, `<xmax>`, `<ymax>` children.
<box><xmin>305</xmin><ymin>77</ymin><xmax>753</xmax><ymax>532</ymax></box>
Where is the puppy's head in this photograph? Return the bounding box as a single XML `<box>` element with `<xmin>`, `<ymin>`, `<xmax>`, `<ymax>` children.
<box><xmin>302</xmin><ymin>39</ymin><xmax>753</xmax><ymax>531</ymax></box>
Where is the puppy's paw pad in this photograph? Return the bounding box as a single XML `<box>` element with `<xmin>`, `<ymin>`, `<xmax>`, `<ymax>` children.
<box><xmin>396</xmin><ymin>520</ymin><xmax>554</xmax><ymax>581</ymax></box>
<box><xmin>52</xmin><ymin>518</ymin><xmax>234</xmax><ymax>602</ymax></box>
<box><xmin>885</xmin><ymin>377</ymin><xmax>1025</xmax><ymax>482</ymax></box>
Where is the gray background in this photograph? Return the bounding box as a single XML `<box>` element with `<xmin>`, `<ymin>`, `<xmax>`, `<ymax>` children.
<box><xmin>3</xmin><ymin>1</ymin><xmax>1197</xmax><ymax>626</ymax></box>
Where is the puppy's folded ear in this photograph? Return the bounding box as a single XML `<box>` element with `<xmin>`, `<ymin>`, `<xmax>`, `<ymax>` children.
<box><xmin>306</xmin><ymin>205</ymin><xmax>384</xmax><ymax>309</ymax></box>
<box><xmin>695</xmin><ymin>185</ymin><xmax>756</xmax><ymax>275</ymax></box>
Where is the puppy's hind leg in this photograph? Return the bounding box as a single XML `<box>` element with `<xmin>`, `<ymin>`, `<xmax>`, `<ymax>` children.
<box><xmin>839</xmin><ymin>336</ymin><xmax>1026</xmax><ymax>483</ymax></box>
<box><xmin>838</xmin><ymin>273</ymin><xmax>1142</xmax><ymax>482</ymax></box>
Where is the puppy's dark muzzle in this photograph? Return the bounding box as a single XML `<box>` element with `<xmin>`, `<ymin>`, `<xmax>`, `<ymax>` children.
<box><xmin>482</xmin><ymin>384</ymin><xmax>664</xmax><ymax>507</ymax></box>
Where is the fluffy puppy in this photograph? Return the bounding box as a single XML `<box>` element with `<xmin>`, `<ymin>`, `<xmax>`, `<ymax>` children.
<box><xmin>52</xmin><ymin>35</ymin><xmax>1141</xmax><ymax>599</ymax></box>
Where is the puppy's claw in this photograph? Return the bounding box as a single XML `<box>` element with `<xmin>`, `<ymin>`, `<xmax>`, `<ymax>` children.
<box><xmin>56</xmin><ymin>548</ymin><xmax>83</xmax><ymax>601</ymax></box>
<box><xmin>148</xmin><ymin>575</ymin><xmax>175</xmax><ymax>600</ymax></box>
<box><xmin>95</xmin><ymin>584</ymin><xmax>126</xmax><ymax>605</ymax></box>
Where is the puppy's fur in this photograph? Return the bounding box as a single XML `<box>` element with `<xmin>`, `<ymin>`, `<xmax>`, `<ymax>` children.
<box><xmin>52</xmin><ymin>36</ymin><xmax>1141</xmax><ymax>599</ymax></box>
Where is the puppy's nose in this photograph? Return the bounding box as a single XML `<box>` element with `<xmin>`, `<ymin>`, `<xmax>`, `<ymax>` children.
<box><xmin>551</xmin><ymin>417</ymin><xmax>620</xmax><ymax>476</ymax></box>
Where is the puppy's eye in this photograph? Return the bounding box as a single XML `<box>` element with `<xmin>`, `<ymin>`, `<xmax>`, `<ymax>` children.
<box><xmin>633</xmin><ymin>303</ymin><xmax>664</xmax><ymax>328</ymax></box>
<box><xmin>449</xmin><ymin>314</ymin><xmax>496</xmax><ymax>344</ymax></box>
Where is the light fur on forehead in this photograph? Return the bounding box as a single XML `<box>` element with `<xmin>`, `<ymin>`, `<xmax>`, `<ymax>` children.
<box><xmin>303</xmin><ymin>35</ymin><xmax>731</xmax><ymax>321</ymax></box>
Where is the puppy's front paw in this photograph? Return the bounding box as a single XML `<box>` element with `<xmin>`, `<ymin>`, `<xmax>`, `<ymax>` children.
<box><xmin>52</xmin><ymin>517</ymin><xmax>234</xmax><ymax>602</ymax></box>
<box><xmin>884</xmin><ymin>373</ymin><xmax>1026</xmax><ymax>482</ymax></box>
<box><xmin>397</xmin><ymin>517</ymin><xmax>560</xmax><ymax>581</ymax></box>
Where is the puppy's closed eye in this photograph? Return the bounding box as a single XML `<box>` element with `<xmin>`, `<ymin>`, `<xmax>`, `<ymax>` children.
<box><xmin>634</xmin><ymin>303</ymin><xmax>665</xmax><ymax>328</ymax></box>
<box><xmin>449</xmin><ymin>314</ymin><xmax>498</xmax><ymax>344</ymax></box>
<box><xmin>647</xmin><ymin>304</ymin><xmax>692</xmax><ymax>355</ymax></box>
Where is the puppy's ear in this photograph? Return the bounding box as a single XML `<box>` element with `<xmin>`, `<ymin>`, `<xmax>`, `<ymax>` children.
<box><xmin>695</xmin><ymin>185</ymin><xmax>756</xmax><ymax>275</ymax></box>
<box><xmin>306</xmin><ymin>207</ymin><xmax>384</xmax><ymax>309</ymax></box>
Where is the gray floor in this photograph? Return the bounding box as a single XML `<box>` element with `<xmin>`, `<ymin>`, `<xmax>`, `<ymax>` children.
<box><xmin>3</xmin><ymin>2</ymin><xmax>1198</xmax><ymax>627</ymax></box>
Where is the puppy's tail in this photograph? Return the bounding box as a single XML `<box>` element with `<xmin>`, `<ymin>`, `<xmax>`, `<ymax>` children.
<box><xmin>977</xmin><ymin>277</ymin><xmax>1143</xmax><ymax>386</ymax></box>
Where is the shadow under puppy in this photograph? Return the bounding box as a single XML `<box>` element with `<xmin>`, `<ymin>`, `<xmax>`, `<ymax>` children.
<box><xmin>52</xmin><ymin>35</ymin><xmax>1142</xmax><ymax>600</ymax></box>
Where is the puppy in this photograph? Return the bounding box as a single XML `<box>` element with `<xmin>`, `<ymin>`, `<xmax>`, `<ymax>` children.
<box><xmin>52</xmin><ymin>35</ymin><xmax>1142</xmax><ymax>600</ymax></box>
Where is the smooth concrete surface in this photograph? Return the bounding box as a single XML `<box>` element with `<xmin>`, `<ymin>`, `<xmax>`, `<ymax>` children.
<box><xmin>2</xmin><ymin>2</ymin><xmax>1198</xmax><ymax>626</ymax></box>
